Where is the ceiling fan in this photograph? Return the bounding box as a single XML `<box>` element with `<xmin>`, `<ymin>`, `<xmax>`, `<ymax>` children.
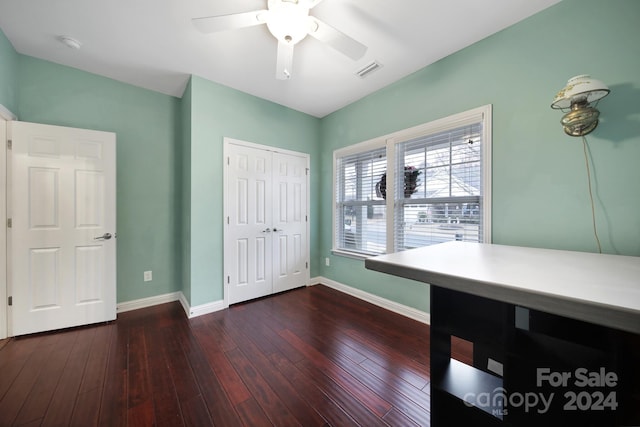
<box><xmin>193</xmin><ymin>0</ymin><xmax>368</xmax><ymax>80</ymax></box>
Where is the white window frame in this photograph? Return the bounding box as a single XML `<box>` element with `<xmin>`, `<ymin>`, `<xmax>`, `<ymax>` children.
<box><xmin>332</xmin><ymin>104</ymin><xmax>492</xmax><ymax>259</ymax></box>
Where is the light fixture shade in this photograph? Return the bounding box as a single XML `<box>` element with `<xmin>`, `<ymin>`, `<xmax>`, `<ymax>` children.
<box><xmin>265</xmin><ymin>2</ymin><xmax>311</xmax><ymax>44</ymax></box>
<box><xmin>551</xmin><ymin>75</ymin><xmax>609</xmax><ymax>109</ymax></box>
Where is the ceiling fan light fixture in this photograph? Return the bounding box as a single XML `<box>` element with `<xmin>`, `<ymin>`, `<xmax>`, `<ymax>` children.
<box><xmin>192</xmin><ymin>0</ymin><xmax>367</xmax><ymax>80</ymax></box>
<box><xmin>266</xmin><ymin>2</ymin><xmax>310</xmax><ymax>44</ymax></box>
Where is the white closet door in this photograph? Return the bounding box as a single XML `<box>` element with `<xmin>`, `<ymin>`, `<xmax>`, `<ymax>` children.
<box><xmin>272</xmin><ymin>152</ymin><xmax>308</xmax><ymax>294</ymax></box>
<box><xmin>10</xmin><ymin>121</ymin><xmax>116</xmax><ymax>336</ymax></box>
<box><xmin>225</xmin><ymin>140</ymin><xmax>309</xmax><ymax>305</ymax></box>
<box><xmin>226</xmin><ymin>143</ymin><xmax>274</xmax><ymax>304</ymax></box>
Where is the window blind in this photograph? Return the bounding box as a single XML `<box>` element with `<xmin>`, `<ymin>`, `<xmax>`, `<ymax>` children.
<box><xmin>335</xmin><ymin>146</ymin><xmax>387</xmax><ymax>255</ymax></box>
<box><xmin>394</xmin><ymin>123</ymin><xmax>483</xmax><ymax>251</ymax></box>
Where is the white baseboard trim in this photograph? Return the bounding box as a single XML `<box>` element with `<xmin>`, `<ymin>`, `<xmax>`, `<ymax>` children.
<box><xmin>117</xmin><ymin>279</ymin><xmax>426</xmax><ymax>323</ymax></box>
<box><xmin>118</xmin><ymin>291</ymin><xmax>226</xmax><ymax>319</ymax></box>
<box><xmin>117</xmin><ymin>291</ymin><xmax>181</xmax><ymax>313</ymax></box>
<box><xmin>309</xmin><ymin>276</ymin><xmax>430</xmax><ymax>325</ymax></box>
<box><xmin>183</xmin><ymin>297</ymin><xmax>226</xmax><ymax>319</ymax></box>
<box><xmin>178</xmin><ymin>292</ymin><xmax>191</xmax><ymax>318</ymax></box>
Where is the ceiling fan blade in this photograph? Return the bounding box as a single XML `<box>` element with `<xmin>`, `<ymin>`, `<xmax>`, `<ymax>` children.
<box><xmin>192</xmin><ymin>10</ymin><xmax>268</xmax><ymax>33</ymax></box>
<box><xmin>276</xmin><ymin>41</ymin><xmax>294</xmax><ymax>80</ymax></box>
<box><xmin>299</xmin><ymin>0</ymin><xmax>325</xmax><ymax>8</ymax></box>
<box><xmin>308</xmin><ymin>17</ymin><xmax>367</xmax><ymax>60</ymax></box>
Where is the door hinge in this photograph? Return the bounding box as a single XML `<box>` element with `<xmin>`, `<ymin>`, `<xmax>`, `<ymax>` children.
<box><xmin>227</xmin><ymin>276</ymin><xmax>230</xmax><ymax>284</ymax></box>
<box><xmin>7</xmin><ymin>139</ymin><xmax>12</xmax><ymax>149</ymax></box>
<box><xmin>306</xmin><ymin>262</ymin><xmax>308</xmax><ymax>269</ymax></box>
<box><xmin>7</xmin><ymin>296</ymin><xmax>12</xmax><ymax>306</ymax></box>
<box><xmin>227</xmin><ymin>157</ymin><xmax>230</xmax><ymax>165</ymax></box>
<box><xmin>227</xmin><ymin>216</ymin><xmax>230</xmax><ymax>225</ymax></box>
<box><xmin>306</xmin><ymin>168</ymin><xmax>309</xmax><ymax>176</ymax></box>
<box><xmin>7</xmin><ymin>218</ymin><xmax>11</xmax><ymax>228</ymax></box>
<box><xmin>305</xmin><ymin>215</ymin><xmax>308</xmax><ymax>222</ymax></box>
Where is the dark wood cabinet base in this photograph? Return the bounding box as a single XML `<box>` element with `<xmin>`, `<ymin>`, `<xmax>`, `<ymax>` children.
<box><xmin>430</xmin><ymin>285</ymin><xmax>640</xmax><ymax>426</ymax></box>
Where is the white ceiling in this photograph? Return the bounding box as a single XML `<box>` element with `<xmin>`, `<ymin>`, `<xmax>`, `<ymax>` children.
<box><xmin>0</xmin><ymin>0</ymin><xmax>560</xmax><ymax>118</ymax></box>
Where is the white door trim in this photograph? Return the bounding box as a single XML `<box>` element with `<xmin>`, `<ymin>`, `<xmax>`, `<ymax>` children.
<box><xmin>223</xmin><ymin>137</ymin><xmax>310</xmax><ymax>308</ymax></box>
<box><xmin>0</xmin><ymin>104</ymin><xmax>17</xmax><ymax>340</ymax></box>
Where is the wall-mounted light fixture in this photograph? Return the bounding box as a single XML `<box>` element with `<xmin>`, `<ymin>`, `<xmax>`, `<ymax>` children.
<box><xmin>551</xmin><ymin>75</ymin><xmax>610</xmax><ymax>136</ymax></box>
<box><xmin>551</xmin><ymin>75</ymin><xmax>610</xmax><ymax>253</ymax></box>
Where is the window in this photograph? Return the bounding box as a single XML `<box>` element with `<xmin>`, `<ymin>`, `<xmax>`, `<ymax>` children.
<box><xmin>394</xmin><ymin>122</ymin><xmax>483</xmax><ymax>251</ymax></box>
<box><xmin>333</xmin><ymin>105</ymin><xmax>491</xmax><ymax>258</ymax></box>
<box><xmin>335</xmin><ymin>145</ymin><xmax>387</xmax><ymax>255</ymax></box>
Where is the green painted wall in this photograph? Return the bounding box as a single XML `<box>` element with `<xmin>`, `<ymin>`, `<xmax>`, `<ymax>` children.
<box><xmin>187</xmin><ymin>76</ymin><xmax>321</xmax><ymax>306</ymax></box>
<box><xmin>318</xmin><ymin>0</ymin><xmax>640</xmax><ymax>313</ymax></box>
<box><xmin>17</xmin><ymin>56</ymin><xmax>182</xmax><ymax>303</ymax></box>
<box><xmin>0</xmin><ymin>29</ymin><xmax>18</xmax><ymax>114</ymax></box>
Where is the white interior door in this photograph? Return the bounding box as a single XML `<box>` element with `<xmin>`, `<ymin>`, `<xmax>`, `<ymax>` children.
<box><xmin>225</xmin><ymin>139</ymin><xmax>309</xmax><ymax>305</ymax></box>
<box><xmin>9</xmin><ymin>121</ymin><xmax>116</xmax><ymax>336</ymax></box>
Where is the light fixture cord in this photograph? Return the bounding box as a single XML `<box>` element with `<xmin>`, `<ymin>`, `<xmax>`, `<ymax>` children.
<box><xmin>581</xmin><ymin>136</ymin><xmax>602</xmax><ymax>253</ymax></box>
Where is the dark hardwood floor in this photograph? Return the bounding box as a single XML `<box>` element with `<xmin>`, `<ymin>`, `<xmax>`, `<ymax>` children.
<box><xmin>0</xmin><ymin>285</ymin><xmax>435</xmax><ymax>426</ymax></box>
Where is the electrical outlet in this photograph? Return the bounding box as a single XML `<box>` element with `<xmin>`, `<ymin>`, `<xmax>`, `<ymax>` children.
<box><xmin>144</xmin><ymin>270</ymin><xmax>152</xmax><ymax>282</ymax></box>
<box><xmin>325</xmin><ymin>257</ymin><xmax>330</xmax><ymax>267</ymax></box>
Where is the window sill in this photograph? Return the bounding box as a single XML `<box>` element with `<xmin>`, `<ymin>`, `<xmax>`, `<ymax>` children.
<box><xmin>331</xmin><ymin>249</ymin><xmax>383</xmax><ymax>261</ymax></box>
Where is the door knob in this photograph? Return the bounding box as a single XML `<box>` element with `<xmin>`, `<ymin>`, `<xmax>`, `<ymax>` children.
<box><xmin>94</xmin><ymin>232</ymin><xmax>113</xmax><ymax>240</ymax></box>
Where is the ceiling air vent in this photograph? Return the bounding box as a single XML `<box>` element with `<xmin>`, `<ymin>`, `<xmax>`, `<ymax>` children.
<box><xmin>355</xmin><ymin>60</ymin><xmax>382</xmax><ymax>78</ymax></box>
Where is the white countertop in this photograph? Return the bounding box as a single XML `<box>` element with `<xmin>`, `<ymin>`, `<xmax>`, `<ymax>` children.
<box><xmin>364</xmin><ymin>242</ymin><xmax>640</xmax><ymax>334</ymax></box>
